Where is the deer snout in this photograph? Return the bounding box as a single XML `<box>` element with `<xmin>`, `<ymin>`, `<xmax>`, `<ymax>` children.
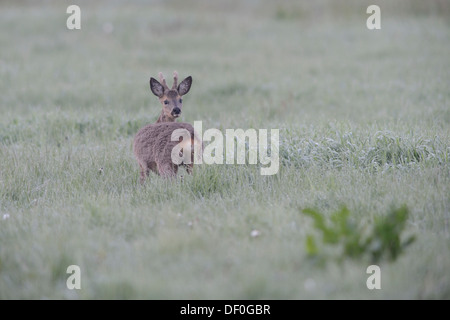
<box><xmin>172</xmin><ymin>107</ymin><xmax>181</xmax><ymax>116</ymax></box>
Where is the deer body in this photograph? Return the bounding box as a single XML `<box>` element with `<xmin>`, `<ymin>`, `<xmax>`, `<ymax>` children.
<box><xmin>133</xmin><ymin>71</ymin><xmax>201</xmax><ymax>182</ymax></box>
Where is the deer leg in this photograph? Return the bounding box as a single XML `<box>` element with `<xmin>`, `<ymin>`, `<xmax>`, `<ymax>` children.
<box><xmin>158</xmin><ymin>163</ymin><xmax>178</xmax><ymax>178</ymax></box>
<box><xmin>148</xmin><ymin>161</ymin><xmax>158</xmax><ymax>174</ymax></box>
<box><xmin>139</xmin><ymin>162</ymin><xmax>149</xmax><ymax>184</ymax></box>
<box><xmin>185</xmin><ymin>163</ymin><xmax>193</xmax><ymax>175</ymax></box>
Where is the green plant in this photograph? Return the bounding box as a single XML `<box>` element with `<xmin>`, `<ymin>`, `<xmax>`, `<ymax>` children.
<box><xmin>303</xmin><ymin>206</ymin><xmax>416</xmax><ymax>263</ymax></box>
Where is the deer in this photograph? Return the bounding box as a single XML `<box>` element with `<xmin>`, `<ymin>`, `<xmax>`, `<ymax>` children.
<box><xmin>133</xmin><ymin>71</ymin><xmax>202</xmax><ymax>183</ymax></box>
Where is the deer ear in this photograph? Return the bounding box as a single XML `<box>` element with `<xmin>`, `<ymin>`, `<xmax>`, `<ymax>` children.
<box><xmin>150</xmin><ymin>77</ymin><xmax>165</xmax><ymax>97</ymax></box>
<box><xmin>177</xmin><ymin>76</ymin><xmax>192</xmax><ymax>96</ymax></box>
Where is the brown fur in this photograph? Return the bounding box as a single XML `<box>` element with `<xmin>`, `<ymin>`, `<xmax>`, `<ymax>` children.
<box><xmin>134</xmin><ymin>122</ymin><xmax>200</xmax><ymax>181</ymax></box>
<box><xmin>133</xmin><ymin>72</ymin><xmax>201</xmax><ymax>183</ymax></box>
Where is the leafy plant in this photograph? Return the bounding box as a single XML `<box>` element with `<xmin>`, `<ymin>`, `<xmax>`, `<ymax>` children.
<box><xmin>303</xmin><ymin>206</ymin><xmax>415</xmax><ymax>263</ymax></box>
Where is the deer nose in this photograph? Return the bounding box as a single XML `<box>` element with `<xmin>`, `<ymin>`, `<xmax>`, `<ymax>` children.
<box><xmin>173</xmin><ymin>107</ymin><xmax>181</xmax><ymax>115</ymax></box>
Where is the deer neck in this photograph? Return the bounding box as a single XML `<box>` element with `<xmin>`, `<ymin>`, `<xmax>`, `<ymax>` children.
<box><xmin>156</xmin><ymin>111</ymin><xmax>175</xmax><ymax>123</ymax></box>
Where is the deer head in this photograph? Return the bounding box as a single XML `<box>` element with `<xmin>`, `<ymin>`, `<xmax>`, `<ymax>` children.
<box><xmin>150</xmin><ymin>71</ymin><xmax>192</xmax><ymax>122</ymax></box>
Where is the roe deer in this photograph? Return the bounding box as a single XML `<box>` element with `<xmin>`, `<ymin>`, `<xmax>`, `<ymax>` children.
<box><xmin>133</xmin><ymin>71</ymin><xmax>202</xmax><ymax>182</ymax></box>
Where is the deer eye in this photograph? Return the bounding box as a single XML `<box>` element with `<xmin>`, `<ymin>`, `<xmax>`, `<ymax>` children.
<box><xmin>179</xmin><ymin>99</ymin><xmax>182</xmax><ymax>103</ymax></box>
<box><xmin>164</xmin><ymin>100</ymin><xmax>169</xmax><ymax>105</ymax></box>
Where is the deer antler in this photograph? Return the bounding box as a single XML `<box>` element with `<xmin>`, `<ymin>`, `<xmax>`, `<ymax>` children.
<box><xmin>172</xmin><ymin>71</ymin><xmax>178</xmax><ymax>90</ymax></box>
<box><xmin>158</xmin><ymin>72</ymin><xmax>170</xmax><ymax>91</ymax></box>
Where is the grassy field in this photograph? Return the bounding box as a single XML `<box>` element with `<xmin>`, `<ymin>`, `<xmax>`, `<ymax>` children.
<box><xmin>0</xmin><ymin>0</ymin><xmax>449</xmax><ymax>299</ymax></box>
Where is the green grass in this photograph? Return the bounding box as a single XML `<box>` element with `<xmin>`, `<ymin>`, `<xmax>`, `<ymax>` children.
<box><xmin>0</xmin><ymin>0</ymin><xmax>449</xmax><ymax>299</ymax></box>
